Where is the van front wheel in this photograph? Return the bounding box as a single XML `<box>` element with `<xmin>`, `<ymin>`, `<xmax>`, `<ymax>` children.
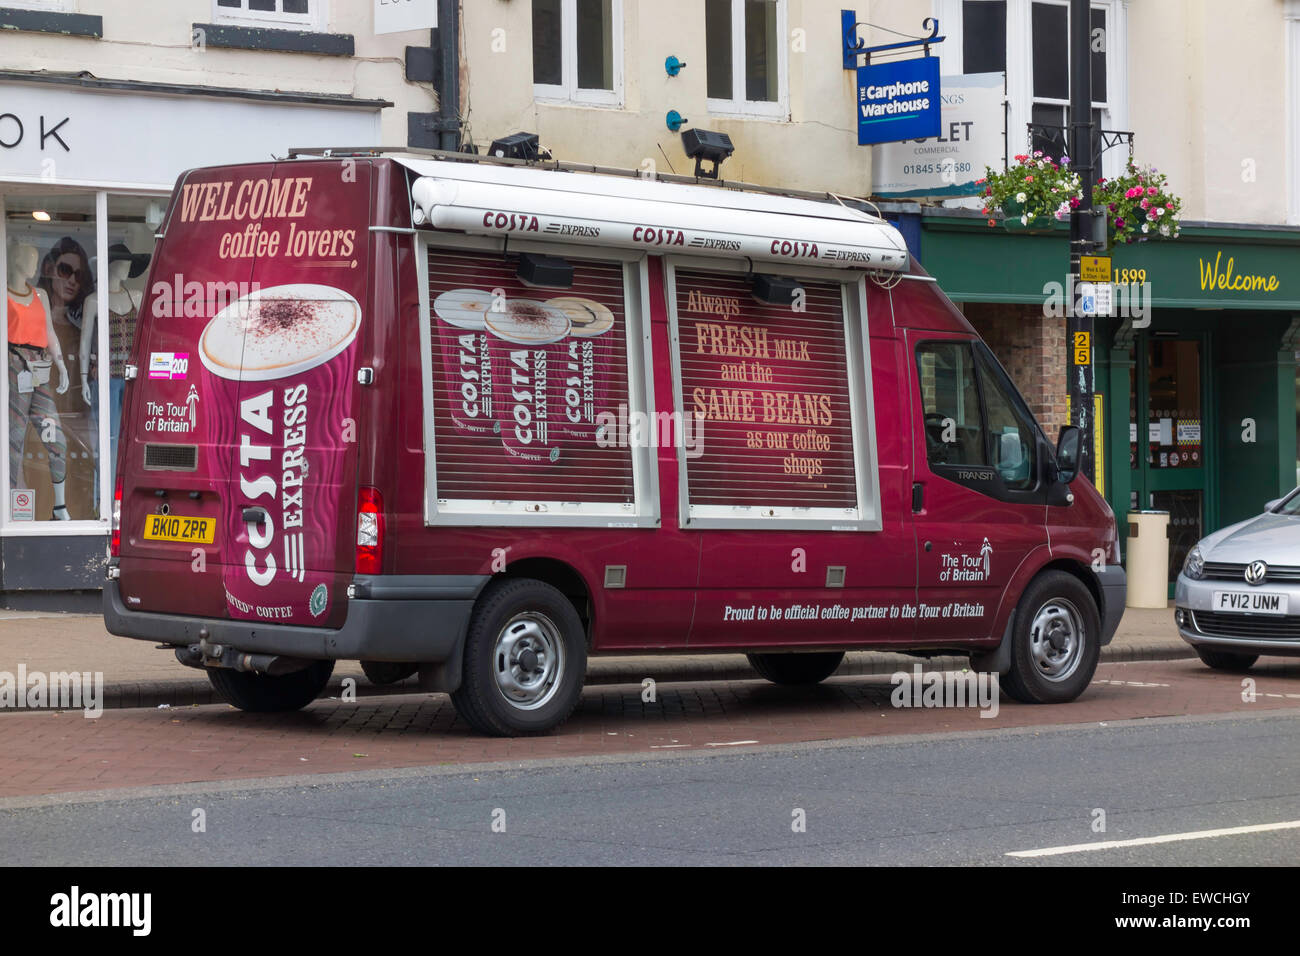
<box><xmin>747</xmin><ymin>651</ymin><xmax>845</xmax><ymax>685</ymax></box>
<box><xmin>207</xmin><ymin>660</ymin><xmax>334</xmax><ymax>712</ymax></box>
<box><xmin>451</xmin><ymin>578</ymin><xmax>587</xmax><ymax>737</ymax></box>
<box><xmin>1002</xmin><ymin>571</ymin><xmax>1100</xmax><ymax>704</ymax></box>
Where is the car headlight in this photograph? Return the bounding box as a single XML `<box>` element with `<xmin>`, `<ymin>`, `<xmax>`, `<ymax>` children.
<box><xmin>1183</xmin><ymin>545</ymin><xmax>1205</xmax><ymax>580</ymax></box>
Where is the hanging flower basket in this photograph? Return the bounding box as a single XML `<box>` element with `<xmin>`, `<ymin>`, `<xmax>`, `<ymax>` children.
<box><xmin>1095</xmin><ymin>161</ymin><xmax>1183</xmax><ymax>248</ymax></box>
<box><xmin>980</xmin><ymin>151</ymin><xmax>1083</xmax><ymax>232</ymax></box>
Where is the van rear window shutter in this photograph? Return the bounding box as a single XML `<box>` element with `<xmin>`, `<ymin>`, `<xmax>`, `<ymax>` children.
<box><xmin>674</xmin><ymin>270</ymin><xmax>858</xmax><ymax>513</ymax></box>
<box><xmin>426</xmin><ymin>248</ymin><xmax>636</xmax><ymax>506</ymax></box>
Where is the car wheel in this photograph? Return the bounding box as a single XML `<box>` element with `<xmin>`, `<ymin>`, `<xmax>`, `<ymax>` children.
<box><xmin>747</xmin><ymin>651</ymin><xmax>845</xmax><ymax>685</ymax></box>
<box><xmin>1195</xmin><ymin>647</ymin><xmax>1258</xmax><ymax>672</ymax></box>
<box><xmin>360</xmin><ymin>661</ymin><xmax>418</xmax><ymax>685</ymax></box>
<box><xmin>207</xmin><ymin>660</ymin><xmax>334</xmax><ymax>713</ymax></box>
<box><xmin>1002</xmin><ymin>571</ymin><xmax>1100</xmax><ymax>704</ymax></box>
<box><xmin>450</xmin><ymin>578</ymin><xmax>587</xmax><ymax>737</ymax></box>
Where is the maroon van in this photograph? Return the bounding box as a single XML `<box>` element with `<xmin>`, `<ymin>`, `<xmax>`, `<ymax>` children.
<box><xmin>103</xmin><ymin>153</ymin><xmax>1126</xmax><ymax>736</ymax></box>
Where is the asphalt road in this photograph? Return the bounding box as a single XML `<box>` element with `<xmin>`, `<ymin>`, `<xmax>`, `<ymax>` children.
<box><xmin>3</xmin><ymin>710</ymin><xmax>1297</xmax><ymax>866</ymax></box>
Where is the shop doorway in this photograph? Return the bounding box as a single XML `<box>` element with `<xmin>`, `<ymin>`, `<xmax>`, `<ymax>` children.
<box><xmin>1128</xmin><ymin>333</ymin><xmax>1207</xmax><ymax>589</ymax></box>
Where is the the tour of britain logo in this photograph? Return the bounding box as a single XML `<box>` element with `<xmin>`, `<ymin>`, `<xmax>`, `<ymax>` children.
<box><xmin>310</xmin><ymin>583</ymin><xmax>328</xmax><ymax>617</ymax></box>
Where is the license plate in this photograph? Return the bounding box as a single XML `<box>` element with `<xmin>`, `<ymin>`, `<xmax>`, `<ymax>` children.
<box><xmin>142</xmin><ymin>514</ymin><xmax>215</xmax><ymax>544</ymax></box>
<box><xmin>1212</xmin><ymin>590</ymin><xmax>1288</xmax><ymax>615</ymax></box>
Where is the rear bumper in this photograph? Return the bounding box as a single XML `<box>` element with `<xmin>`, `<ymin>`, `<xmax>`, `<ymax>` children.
<box><xmin>1098</xmin><ymin>564</ymin><xmax>1126</xmax><ymax>646</ymax></box>
<box><xmin>103</xmin><ymin>572</ymin><xmax>489</xmax><ymax>663</ymax></box>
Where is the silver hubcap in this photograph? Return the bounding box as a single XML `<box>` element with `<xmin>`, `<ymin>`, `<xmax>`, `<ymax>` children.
<box><xmin>1029</xmin><ymin>598</ymin><xmax>1085</xmax><ymax>682</ymax></box>
<box><xmin>493</xmin><ymin>612</ymin><xmax>564</xmax><ymax>710</ymax></box>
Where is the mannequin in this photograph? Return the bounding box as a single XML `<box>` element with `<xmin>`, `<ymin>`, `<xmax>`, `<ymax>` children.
<box><xmin>81</xmin><ymin>245</ymin><xmax>146</xmax><ymax>487</ymax></box>
<box><xmin>40</xmin><ymin>235</ymin><xmax>94</xmax><ymax>519</ymax></box>
<box><xmin>7</xmin><ymin>241</ymin><xmax>70</xmax><ymax>519</ymax></box>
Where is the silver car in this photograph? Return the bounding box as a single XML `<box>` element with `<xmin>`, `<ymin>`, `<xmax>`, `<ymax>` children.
<box><xmin>1175</xmin><ymin>488</ymin><xmax>1300</xmax><ymax>670</ymax></box>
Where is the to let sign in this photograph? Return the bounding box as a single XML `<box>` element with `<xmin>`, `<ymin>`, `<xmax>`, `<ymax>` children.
<box><xmin>374</xmin><ymin>0</ymin><xmax>437</xmax><ymax>35</ymax></box>
<box><xmin>856</xmin><ymin>57</ymin><xmax>941</xmax><ymax>146</ymax></box>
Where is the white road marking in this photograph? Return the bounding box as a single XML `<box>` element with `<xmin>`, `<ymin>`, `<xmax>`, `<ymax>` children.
<box><xmin>649</xmin><ymin>744</ymin><xmax>691</xmax><ymax>749</ymax></box>
<box><xmin>704</xmin><ymin>740</ymin><xmax>759</xmax><ymax>747</ymax></box>
<box><xmin>1006</xmin><ymin>819</ymin><xmax>1300</xmax><ymax>858</ymax></box>
<box><xmin>1095</xmin><ymin>679</ymin><xmax>1171</xmax><ymax>688</ymax></box>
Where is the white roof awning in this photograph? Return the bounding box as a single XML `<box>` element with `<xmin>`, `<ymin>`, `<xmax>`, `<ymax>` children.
<box><xmin>396</xmin><ymin>157</ymin><xmax>909</xmax><ymax>272</ymax></box>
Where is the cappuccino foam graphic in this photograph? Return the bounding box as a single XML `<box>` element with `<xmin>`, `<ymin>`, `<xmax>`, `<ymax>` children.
<box><xmin>200</xmin><ymin>284</ymin><xmax>360</xmax><ymax>381</ymax></box>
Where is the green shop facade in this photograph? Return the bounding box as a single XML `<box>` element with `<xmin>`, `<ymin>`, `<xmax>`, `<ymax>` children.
<box><xmin>920</xmin><ymin>210</ymin><xmax>1300</xmax><ymax>587</ymax></box>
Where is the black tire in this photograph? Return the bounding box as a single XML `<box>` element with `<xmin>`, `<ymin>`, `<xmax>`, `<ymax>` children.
<box><xmin>450</xmin><ymin>578</ymin><xmax>587</xmax><ymax>737</ymax></box>
<box><xmin>207</xmin><ymin>660</ymin><xmax>334</xmax><ymax>713</ymax></box>
<box><xmin>360</xmin><ymin>661</ymin><xmax>418</xmax><ymax>685</ymax></box>
<box><xmin>1195</xmin><ymin>647</ymin><xmax>1258</xmax><ymax>672</ymax></box>
<box><xmin>747</xmin><ymin>651</ymin><xmax>845</xmax><ymax>686</ymax></box>
<box><xmin>1002</xmin><ymin>571</ymin><xmax>1100</xmax><ymax>704</ymax></box>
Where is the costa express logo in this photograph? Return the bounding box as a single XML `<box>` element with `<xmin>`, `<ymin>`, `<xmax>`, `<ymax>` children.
<box><xmin>238</xmin><ymin>385</ymin><xmax>308</xmax><ymax>589</ymax></box>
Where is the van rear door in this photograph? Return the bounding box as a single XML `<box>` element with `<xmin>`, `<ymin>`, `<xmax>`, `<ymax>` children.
<box><xmin>118</xmin><ymin>161</ymin><xmax>371</xmax><ymax>628</ymax></box>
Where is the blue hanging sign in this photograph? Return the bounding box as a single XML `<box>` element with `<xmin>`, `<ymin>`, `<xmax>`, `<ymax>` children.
<box><xmin>856</xmin><ymin>57</ymin><xmax>941</xmax><ymax>146</ymax></box>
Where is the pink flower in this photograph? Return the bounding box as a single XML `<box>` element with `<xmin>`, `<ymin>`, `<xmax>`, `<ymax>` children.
<box><xmin>1014</xmin><ymin>154</ymin><xmax>1028</xmax><ymax>162</ymax></box>
<box><xmin>1140</xmin><ymin>198</ymin><xmax>1149</xmax><ymax>209</ymax></box>
<box><xmin>1165</xmin><ymin>201</ymin><xmax>1174</xmax><ymax>209</ymax></box>
<box><xmin>1025</xmin><ymin>175</ymin><xmax>1034</xmax><ymax>182</ymax></box>
<box><xmin>1115</xmin><ymin>218</ymin><xmax>1125</xmax><ymax>228</ymax></box>
<box><xmin>987</xmin><ymin>219</ymin><xmax>996</xmax><ymax>227</ymax></box>
<box><xmin>1147</xmin><ymin>186</ymin><xmax>1158</xmax><ymax>196</ymax></box>
<box><xmin>985</xmin><ymin>187</ymin><xmax>993</xmax><ymax>196</ymax></box>
<box><xmin>1069</xmin><ymin>197</ymin><xmax>1080</xmax><ymax>208</ymax></box>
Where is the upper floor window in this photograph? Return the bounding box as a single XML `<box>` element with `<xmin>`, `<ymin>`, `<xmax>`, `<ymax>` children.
<box><xmin>940</xmin><ymin>0</ymin><xmax>1127</xmax><ymax>178</ymax></box>
<box><xmin>532</xmin><ymin>0</ymin><xmax>624</xmax><ymax>107</ymax></box>
<box><xmin>706</xmin><ymin>0</ymin><xmax>788</xmax><ymax>119</ymax></box>
<box><xmin>214</xmin><ymin>0</ymin><xmax>324</xmax><ymax>31</ymax></box>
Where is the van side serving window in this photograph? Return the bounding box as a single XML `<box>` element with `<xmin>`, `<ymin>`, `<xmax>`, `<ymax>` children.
<box><xmin>674</xmin><ymin>268</ymin><xmax>864</xmax><ymax>522</ymax></box>
<box><xmin>423</xmin><ymin>247</ymin><xmax>637</xmax><ymax>512</ymax></box>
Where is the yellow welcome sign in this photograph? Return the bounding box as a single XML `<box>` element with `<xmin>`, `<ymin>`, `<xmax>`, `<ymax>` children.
<box><xmin>1198</xmin><ymin>251</ymin><xmax>1280</xmax><ymax>293</ymax></box>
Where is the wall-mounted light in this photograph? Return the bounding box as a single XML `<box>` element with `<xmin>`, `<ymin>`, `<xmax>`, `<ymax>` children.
<box><xmin>31</xmin><ymin>210</ymin><xmax>50</xmax><ymax>222</ymax></box>
<box><xmin>681</xmin><ymin>127</ymin><xmax>734</xmax><ymax>179</ymax></box>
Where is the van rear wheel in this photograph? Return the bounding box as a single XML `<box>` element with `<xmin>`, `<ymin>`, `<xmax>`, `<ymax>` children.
<box><xmin>747</xmin><ymin>651</ymin><xmax>845</xmax><ymax>685</ymax></box>
<box><xmin>450</xmin><ymin>578</ymin><xmax>587</xmax><ymax>737</ymax></box>
<box><xmin>207</xmin><ymin>660</ymin><xmax>334</xmax><ymax>713</ymax></box>
<box><xmin>1002</xmin><ymin>571</ymin><xmax>1100</xmax><ymax>704</ymax></box>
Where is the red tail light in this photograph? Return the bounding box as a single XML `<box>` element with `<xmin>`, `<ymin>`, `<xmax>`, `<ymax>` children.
<box><xmin>111</xmin><ymin>475</ymin><xmax>123</xmax><ymax>557</ymax></box>
<box><xmin>356</xmin><ymin>486</ymin><xmax>384</xmax><ymax>574</ymax></box>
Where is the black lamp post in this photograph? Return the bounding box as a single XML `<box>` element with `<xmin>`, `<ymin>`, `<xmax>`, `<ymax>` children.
<box><xmin>1066</xmin><ymin>0</ymin><xmax>1098</xmax><ymax>483</ymax></box>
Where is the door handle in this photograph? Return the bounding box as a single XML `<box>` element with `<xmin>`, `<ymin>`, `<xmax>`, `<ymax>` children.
<box><xmin>242</xmin><ymin>506</ymin><xmax>269</xmax><ymax>525</ymax></box>
<box><xmin>911</xmin><ymin>482</ymin><xmax>924</xmax><ymax>513</ymax></box>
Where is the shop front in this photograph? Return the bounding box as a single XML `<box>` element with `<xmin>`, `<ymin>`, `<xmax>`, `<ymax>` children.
<box><xmin>919</xmin><ymin>211</ymin><xmax>1300</xmax><ymax>590</ymax></box>
<box><xmin>0</xmin><ymin>74</ymin><xmax>384</xmax><ymax>606</ymax></box>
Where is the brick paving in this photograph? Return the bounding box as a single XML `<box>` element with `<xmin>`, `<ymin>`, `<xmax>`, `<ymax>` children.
<box><xmin>2</xmin><ymin>657</ymin><xmax>1297</xmax><ymax>799</ymax></box>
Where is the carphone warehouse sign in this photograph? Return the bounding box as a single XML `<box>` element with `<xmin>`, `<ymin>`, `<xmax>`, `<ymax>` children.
<box><xmin>856</xmin><ymin>57</ymin><xmax>941</xmax><ymax>146</ymax></box>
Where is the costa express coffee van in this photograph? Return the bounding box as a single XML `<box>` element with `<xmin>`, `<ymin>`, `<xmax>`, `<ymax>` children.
<box><xmin>104</xmin><ymin>155</ymin><xmax>1126</xmax><ymax>736</ymax></box>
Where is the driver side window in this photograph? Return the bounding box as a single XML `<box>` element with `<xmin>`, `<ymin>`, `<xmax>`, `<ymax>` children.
<box><xmin>916</xmin><ymin>341</ymin><xmax>987</xmax><ymax>468</ymax></box>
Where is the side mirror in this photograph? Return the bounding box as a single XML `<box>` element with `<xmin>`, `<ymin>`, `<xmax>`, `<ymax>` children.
<box><xmin>1055</xmin><ymin>425</ymin><xmax>1082</xmax><ymax>484</ymax></box>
